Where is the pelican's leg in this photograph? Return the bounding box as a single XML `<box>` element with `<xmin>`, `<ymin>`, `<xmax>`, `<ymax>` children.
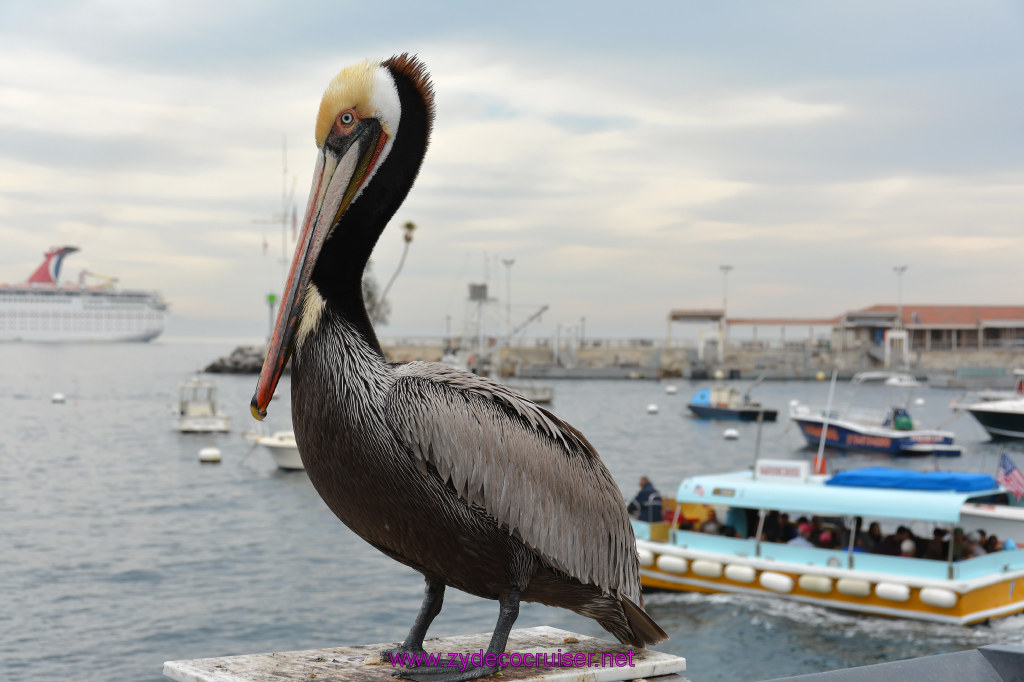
<box><xmin>382</xmin><ymin>578</ymin><xmax>446</xmax><ymax>661</ymax></box>
<box><xmin>396</xmin><ymin>587</ymin><xmax>521</xmax><ymax>682</ymax></box>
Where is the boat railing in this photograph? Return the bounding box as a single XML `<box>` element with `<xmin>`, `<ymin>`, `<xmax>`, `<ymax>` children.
<box><xmin>952</xmin><ymin>547</ymin><xmax>1024</xmax><ymax>581</ymax></box>
<box><xmin>668</xmin><ymin>528</ymin><xmax>758</xmax><ymax>555</ymax></box>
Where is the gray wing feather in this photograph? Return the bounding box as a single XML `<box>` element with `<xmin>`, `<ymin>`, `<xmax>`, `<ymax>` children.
<box><xmin>387</xmin><ymin>362</ymin><xmax>640</xmax><ymax>600</ymax></box>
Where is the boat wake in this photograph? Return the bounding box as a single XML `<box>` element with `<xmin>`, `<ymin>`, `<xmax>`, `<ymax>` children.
<box><xmin>645</xmin><ymin>590</ymin><xmax>1024</xmax><ymax>647</ymax></box>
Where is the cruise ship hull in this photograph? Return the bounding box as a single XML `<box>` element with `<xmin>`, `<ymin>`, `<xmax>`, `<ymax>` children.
<box><xmin>0</xmin><ymin>286</ymin><xmax>167</xmax><ymax>343</ymax></box>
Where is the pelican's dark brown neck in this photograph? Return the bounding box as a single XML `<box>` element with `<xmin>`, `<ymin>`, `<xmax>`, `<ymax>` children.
<box><xmin>310</xmin><ymin>60</ymin><xmax>433</xmax><ymax>359</ymax></box>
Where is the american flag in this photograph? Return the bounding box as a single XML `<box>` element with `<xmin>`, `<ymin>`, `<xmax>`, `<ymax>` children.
<box><xmin>997</xmin><ymin>453</ymin><xmax>1024</xmax><ymax>501</ymax></box>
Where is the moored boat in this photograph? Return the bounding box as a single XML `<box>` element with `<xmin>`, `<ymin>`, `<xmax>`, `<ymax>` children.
<box><xmin>251</xmin><ymin>430</ymin><xmax>304</xmax><ymax>470</ymax></box>
<box><xmin>955</xmin><ymin>370</ymin><xmax>1024</xmax><ymax>440</ymax></box>
<box><xmin>176</xmin><ymin>376</ymin><xmax>230</xmax><ymax>433</ymax></box>
<box><xmin>633</xmin><ymin>459</ymin><xmax>1024</xmax><ymax>624</ymax></box>
<box><xmin>687</xmin><ymin>376</ymin><xmax>778</xmax><ymax>421</ymax></box>
<box><xmin>961</xmin><ymin>399</ymin><xmax>1024</xmax><ymax>440</ymax></box>
<box><xmin>790</xmin><ymin>371</ymin><xmax>959</xmax><ymax>456</ymax></box>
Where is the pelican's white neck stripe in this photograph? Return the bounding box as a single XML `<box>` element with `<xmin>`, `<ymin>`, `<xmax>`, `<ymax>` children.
<box><xmin>349</xmin><ymin>67</ymin><xmax>401</xmax><ymax>205</ymax></box>
<box><xmin>296</xmin><ymin>283</ymin><xmax>326</xmax><ymax>349</ymax></box>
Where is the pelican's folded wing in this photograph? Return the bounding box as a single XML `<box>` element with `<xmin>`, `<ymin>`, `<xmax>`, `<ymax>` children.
<box><xmin>386</xmin><ymin>362</ymin><xmax>641</xmax><ymax>601</ymax></box>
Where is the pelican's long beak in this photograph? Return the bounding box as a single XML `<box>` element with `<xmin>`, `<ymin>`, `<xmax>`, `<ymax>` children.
<box><xmin>250</xmin><ymin>123</ymin><xmax>387</xmax><ymax>420</ymax></box>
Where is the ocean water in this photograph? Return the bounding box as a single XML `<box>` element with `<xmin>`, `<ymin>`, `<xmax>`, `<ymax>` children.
<box><xmin>2</xmin><ymin>340</ymin><xmax>1023</xmax><ymax>682</ymax></box>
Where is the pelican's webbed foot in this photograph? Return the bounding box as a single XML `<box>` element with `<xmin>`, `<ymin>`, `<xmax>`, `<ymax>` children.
<box><xmin>380</xmin><ymin>643</ymin><xmax>428</xmax><ymax>662</ymax></box>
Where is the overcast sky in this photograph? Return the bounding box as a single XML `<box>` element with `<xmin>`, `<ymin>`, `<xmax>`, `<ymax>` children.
<box><xmin>2</xmin><ymin>1</ymin><xmax>1022</xmax><ymax>341</ymax></box>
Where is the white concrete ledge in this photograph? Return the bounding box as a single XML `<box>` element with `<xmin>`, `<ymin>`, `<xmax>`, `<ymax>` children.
<box><xmin>163</xmin><ymin>625</ymin><xmax>687</xmax><ymax>681</ymax></box>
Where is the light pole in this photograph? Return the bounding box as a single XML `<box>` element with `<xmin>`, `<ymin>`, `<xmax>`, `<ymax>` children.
<box><xmin>502</xmin><ymin>258</ymin><xmax>515</xmax><ymax>341</ymax></box>
<box><xmin>893</xmin><ymin>265</ymin><xmax>907</xmax><ymax>330</ymax></box>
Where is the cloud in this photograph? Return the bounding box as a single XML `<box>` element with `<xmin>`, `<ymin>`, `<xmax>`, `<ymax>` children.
<box><xmin>1</xmin><ymin>2</ymin><xmax>1023</xmax><ymax>341</ymax></box>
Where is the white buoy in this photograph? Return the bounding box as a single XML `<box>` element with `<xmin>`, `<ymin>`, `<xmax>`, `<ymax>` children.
<box><xmin>647</xmin><ymin>404</ymin><xmax>659</xmax><ymax>414</ymax></box>
<box><xmin>789</xmin><ymin>399</ymin><xmax>799</xmax><ymax>408</ymax></box>
<box><xmin>723</xmin><ymin>428</ymin><xmax>739</xmax><ymax>440</ymax></box>
<box><xmin>664</xmin><ymin>385</ymin><xmax>678</xmax><ymax>395</ymax></box>
<box><xmin>914</xmin><ymin>397</ymin><xmax>925</xmax><ymax>406</ymax></box>
<box><xmin>714</xmin><ymin>369</ymin><xmax>725</xmax><ymax>380</ymax></box>
<box><xmin>51</xmin><ymin>392</ymin><xmax>66</xmax><ymax>403</ymax></box>
<box><xmin>199</xmin><ymin>446</ymin><xmax>222</xmax><ymax>464</ymax></box>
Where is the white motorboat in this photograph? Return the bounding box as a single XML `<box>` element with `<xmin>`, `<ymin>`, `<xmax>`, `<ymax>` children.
<box><xmin>954</xmin><ymin>370</ymin><xmax>1024</xmax><ymax>440</ymax></box>
<box><xmin>176</xmin><ymin>376</ymin><xmax>230</xmax><ymax>433</ymax></box>
<box><xmin>790</xmin><ymin>371</ymin><xmax>959</xmax><ymax>456</ymax></box>
<box><xmin>252</xmin><ymin>430</ymin><xmax>304</xmax><ymax>470</ymax></box>
<box><xmin>961</xmin><ymin>399</ymin><xmax>1024</xmax><ymax>440</ymax></box>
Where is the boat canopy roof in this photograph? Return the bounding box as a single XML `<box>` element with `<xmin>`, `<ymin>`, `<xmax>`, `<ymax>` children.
<box><xmin>826</xmin><ymin>467</ymin><xmax>996</xmax><ymax>492</ymax></box>
<box><xmin>674</xmin><ymin>468</ymin><xmax>1005</xmax><ymax>523</ymax></box>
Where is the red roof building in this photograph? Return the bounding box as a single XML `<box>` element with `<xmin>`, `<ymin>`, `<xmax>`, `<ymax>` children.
<box><xmin>839</xmin><ymin>305</ymin><xmax>1024</xmax><ymax>352</ymax></box>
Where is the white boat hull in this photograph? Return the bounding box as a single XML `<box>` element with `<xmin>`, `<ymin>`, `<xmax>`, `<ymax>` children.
<box><xmin>178</xmin><ymin>416</ymin><xmax>231</xmax><ymax>433</ymax></box>
<box><xmin>963</xmin><ymin>398</ymin><xmax>1024</xmax><ymax>439</ymax></box>
<box><xmin>256</xmin><ymin>431</ymin><xmax>304</xmax><ymax>470</ymax></box>
<box><xmin>0</xmin><ymin>286</ymin><xmax>166</xmax><ymax>342</ymax></box>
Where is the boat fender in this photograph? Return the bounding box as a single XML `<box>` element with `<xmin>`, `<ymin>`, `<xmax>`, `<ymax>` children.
<box><xmin>637</xmin><ymin>548</ymin><xmax>655</xmax><ymax>568</ymax></box>
<box><xmin>797</xmin><ymin>575</ymin><xmax>833</xmax><ymax>594</ymax></box>
<box><xmin>691</xmin><ymin>559</ymin><xmax>723</xmax><ymax>578</ymax></box>
<box><xmin>724</xmin><ymin>564</ymin><xmax>757</xmax><ymax>583</ymax></box>
<box><xmin>875</xmin><ymin>582</ymin><xmax>911</xmax><ymax>602</ymax></box>
<box><xmin>655</xmin><ymin>555</ymin><xmax>689</xmax><ymax>574</ymax></box>
<box><xmin>836</xmin><ymin>578</ymin><xmax>871</xmax><ymax>597</ymax></box>
<box><xmin>919</xmin><ymin>587</ymin><xmax>958</xmax><ymax>609</ymax></box>
<box><xmin>759</xmin><ymin>571</ymin><xmax>794</xmax><ymax>593</ymax></box>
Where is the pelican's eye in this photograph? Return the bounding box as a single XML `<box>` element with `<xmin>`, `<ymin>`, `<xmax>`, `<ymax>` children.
<box><xmin>340</xmin><ymin>112</ymin><xmax>355</xmax><ymax>125</ymax></box>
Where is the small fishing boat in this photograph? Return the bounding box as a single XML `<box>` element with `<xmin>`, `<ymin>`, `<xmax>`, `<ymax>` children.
<box><xmin>633</xmin><ymin>459</ymin><xmax>1024</xmax><ymax>624</ymax></box>
<box><xmin>176</xmin><ymin>375</ymin><xmax>230</xmax><ymax>433</ymax></box>
<box><xmin>686</xmin><ymin>376</ymin><xmax>778</xmax><ymax>422</ymax></box>
<box><xmin>247</xmin><ymin>430</ymin><xmax>304</xmax><ymax>470</ymax></box>
<box><xmin>790</xmin><ymin>371</ymin><xmax>958</xmax><ymax>456</ymax></box>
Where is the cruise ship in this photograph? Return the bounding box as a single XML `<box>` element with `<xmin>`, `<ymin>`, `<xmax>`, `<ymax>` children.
<box><xmin>0</xmin><ymin>246</ymin><xmax>167</xmax><ymax>342</ymax></box>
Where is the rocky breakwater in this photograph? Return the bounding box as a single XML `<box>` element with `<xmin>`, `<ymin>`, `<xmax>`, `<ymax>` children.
<box><xmin>204</xmin><ymin>345</ymin><xmax>279</xmax><ymax>374</ymax></box>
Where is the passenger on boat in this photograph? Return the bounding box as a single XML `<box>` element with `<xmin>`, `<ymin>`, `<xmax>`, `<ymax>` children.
<box><xmin>627</xmin><ymin>476</ymin><xmax>663</xmax><ymax>522</ymax></box>
<box><xmin>964</xmin><ymin>532</ymin><xmax>987</xmax><ymax>558</ymax></box>
<box><xmin>899</xmin><ymin>539</ymin><xmax>916</xmax><ymax>557</ymax></box>
<box><xmin>923</xmin><ymin>528</ymin><xmax>948</xmax><ymax>560</ymax></box>
<box><xmin>880</xmin><ymin>526</ymin><xmax>913</xmax><ymax>556</ymax></box>
<box><xmin>816</xmin><ymin>530</ymin><xmax>835</xmax><ymax>549</ymax></box>
<box><xmin>861</xmin><ymin>521</ymin><xmax>883</xmax><ymax>553</ymax></box>
<box><xmin>808</xmin><ymin>516</ymin><xmax>826</xmax><ymax>545</ymax></box>
<box><xmin>984</xmin><ymin>535</ymin><xmax>1000</xmax><ymax>553</ymax></box>
<box><xmin>778</xmin><ymin>512</ymin><xmax>796</xmax><ymax>542</ymax></box>
<box><xmin>700</xmin><ymin>509</ymin><xmax>721</xmax><ymax>534</ymax></box>
<box><xmin>787</xmin><ymin>522</ymin><xmax>814</xmax><ymax>547</ymax></box>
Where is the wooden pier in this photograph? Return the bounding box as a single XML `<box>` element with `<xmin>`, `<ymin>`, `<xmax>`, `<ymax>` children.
<box><xmin>163</xmin><ymin>626</ymin><xmax>687</xmax><ymax>682</ymax></box>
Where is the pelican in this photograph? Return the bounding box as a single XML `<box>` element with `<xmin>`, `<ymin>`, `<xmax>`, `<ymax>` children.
<box><xmin>251</xmin><ymin>54</ymin><xmax>667</xmax><ymax>681</ymax></box>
